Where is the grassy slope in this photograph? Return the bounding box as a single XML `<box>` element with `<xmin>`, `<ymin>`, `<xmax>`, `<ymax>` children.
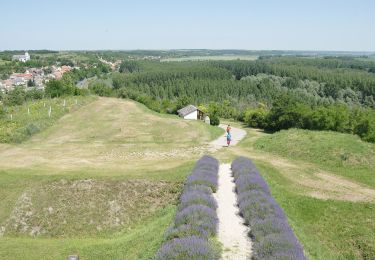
<box><xmin>0</xmin><ymin>97</ymin><xmax>223</xmax><ymax>260</ymax></box>
<box><xmin>0</xmin><ymin>96</ymin><xmax>96</xmax><ymax>143</ymax></box>
<box><xmin>256</xmin><ymin>161</ymin><xmax>375</xmax><ymax>260</ymax></box>
<box><xmin>214</xmin><ymin>124</ymin><xmax>375</xmax><ymax>259</ymax></box>
<box><xmin>254</xmin><ymin>129</ymin><xmax>375</xmax><ymax>187</ymax></box>
<box><xmin>0</xmin><ymin>206</ymin><xmax>175</xmax><ymax>260</ymax></box>
<box><xmin>252</xmin><ymin>129</ymin><xmax>375</xmax><ymax>259</ymax></box>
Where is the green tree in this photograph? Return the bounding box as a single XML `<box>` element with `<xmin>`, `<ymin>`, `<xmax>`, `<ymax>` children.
<box><xmin>89</xmin><ymin>81</ymin><xmax>112</xmax><ymax>96</ymax></box>
<box><xmin>176</xmin><ymin>95</ymin><xmax>191</xmax><ymax>110</ymax></box>
<box><xmin>244</xmin><ymin>108</ymin><xmax>268</xmax><ymax>128</ymax></box>
<box><xmin>4</xmin><ymin>87</ymin><xmax>26</xmax><ymax>106</ymax></box>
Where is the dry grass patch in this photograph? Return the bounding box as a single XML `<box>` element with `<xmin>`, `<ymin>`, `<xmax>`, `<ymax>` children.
<box><xmin>1</xmin><ymin>179</ymin><xmax>180</xmax><ymax>237</ymax></box>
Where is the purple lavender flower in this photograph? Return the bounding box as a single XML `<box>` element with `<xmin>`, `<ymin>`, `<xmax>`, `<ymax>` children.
<box><xmin>165</xmin><ymin>224</ymin><xmax>209</xmax><ymax>240</ymax></box>
<box><xmin>231</xmin><ymin>157</ymin><xmax>306</xmax><ymax>260</ymax></box>
<box><xmin>184</xmin><ymin>184</ymin><xmax>213</xmax><ymax>195</ymax></box>
<box><xmin>179</xmin><ymin>190</ymin><xmax>218</xmax><ymax>210</ymax></box>
<box><xmin>155</xmin><ymin>236</ymin><xmax>219</xmax><ymax>260</ymax></box>
<box><xmin>175</xmin><ymin>204</ymin><xmax>218</xmax><ymax>236</ymax></box>
<box><xmin>155</xmin><ymin>155</ymin><xmax>220</xmax><ymax>259</ymax></box>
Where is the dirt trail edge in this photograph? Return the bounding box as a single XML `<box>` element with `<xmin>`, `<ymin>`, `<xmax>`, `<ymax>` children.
<box><xmin>214</xmin><ymin>163</ymin><xmax>252</xmax><ymax>259</ymax></box>
<box><xmin>209</xmin><ymin>124</ymin><xmax>247</xmax><ymax>151</ymax></box>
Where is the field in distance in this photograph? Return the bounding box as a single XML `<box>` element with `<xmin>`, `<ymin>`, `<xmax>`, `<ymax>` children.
<box><xmin>161</xmin><ymin>55</ymin><xmax>258</xmax><ymax>62</ymax></box>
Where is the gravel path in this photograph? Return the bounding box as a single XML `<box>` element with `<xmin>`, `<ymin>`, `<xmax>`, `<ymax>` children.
<box><xmin>214</xmin><ymin>164</ymin><xmax>252</xmax><ymax>259</ymax></box>
<box><xmin>209</xmin><ymin>124</ymin><xmax>247</xmax><ymax>151</ymax></box>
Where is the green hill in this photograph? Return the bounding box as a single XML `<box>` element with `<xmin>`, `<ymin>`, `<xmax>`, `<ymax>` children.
<box><xmin>0</xmin><ymin>97</ymin><xmax>222</xmax><ymax>259</ymax></box>
<box><xmin>254</xmin><ymin>128</ymin><xmax>375</xmax><ymax>187</ymax></box>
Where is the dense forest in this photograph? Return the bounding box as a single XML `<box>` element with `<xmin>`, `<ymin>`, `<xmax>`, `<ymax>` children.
<box><xmin>108</xmin><ymin>57</ymin><xmax>375</xmax><ymax>142</ymax></box>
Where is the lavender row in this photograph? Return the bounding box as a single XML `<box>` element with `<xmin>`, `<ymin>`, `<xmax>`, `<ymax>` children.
<box><xmin>231</xmin><ymin>157</ymin><xmax>306</xmax><ymax>260</ymax></box>
<box><xmin>155</xmin><ymin>155</ymin><xmax>220</xmax><ymax>260</ymax></box>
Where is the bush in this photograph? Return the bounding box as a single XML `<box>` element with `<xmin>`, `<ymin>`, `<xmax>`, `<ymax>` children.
<box><xmin>175</xmin><ymin>205</ymin><xmax>218</xmax><ymax>237</ymax></box>
<box><xmin>0</xmin><ymin>104</ymin><xmax>4</xmax><ymax>118</ymax></box>
<box><xmin>209</xmin><ymin>114</ymin><xmax>220</xmax><ymax>126</ymax></box>
<box><xmin>231</xmin><ymin>157</ymin><xmax>306</xmax><ymax>260</ymax></box>
<box><xmin>244</xmin><ymin>108</ymin><xmax>268</xmax><ymax>128</ymax></box>
<box><xmin>186</xmin><ymin>158</ymin><xmax>219</xmax><ymax>192</ymax></box>
<box><xmin>89</xmin><ymin>81</ymin><xmax>113</xmax><ymax>96</ymax></box>
<box><xmin>155</xmin><ymin>155</ymin><xmax>220</xmax><ymax>259</ymax></box>
<box><xmin>45</xmin><ymin>79</ymin><xmax>77</xmax><ymax>98</ymax></box>
<box><xmin>155</xmin><ymin>236</ymin><xmax>219</xmax><ymax>260</ymax></box>
<box><xmin>179</xmin><ymin>191</ymin><xmax>218</xmax><ymax>210</ymax></box>
<box><xmin>25</xmin><ymin>123</ymin><xmax>40</xmax><ymax>136</ymax></box>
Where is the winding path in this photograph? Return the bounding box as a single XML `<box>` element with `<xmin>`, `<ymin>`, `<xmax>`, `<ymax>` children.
<box><xmin>209</xmin><ymin>124</ymin><xmax>247</xmax><ymax>150</ymax></box>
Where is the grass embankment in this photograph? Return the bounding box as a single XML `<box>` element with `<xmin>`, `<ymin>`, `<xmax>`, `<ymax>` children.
<box><xmin>256</xmin><ymin>161</ymin><xmax>375</xmax><ymax>260</ymax></box>
<box><xmin>250</xmin><ymin>129</ymin><xmax>375</xmax><ymax>259</ymax></box>
<box><xmin>254</xmin><ymin>129</ymin><xmax>375</xmax><ymax>187</ymax></box>
<box><xmin>214</xmin><ymin>125</ymin><xmax>374</xmax><ymax>259</ymax></box>
<box><xmin>0</xmin><ymin>96</ymin><xmax>96</xmax><ymax>143</ymax></box>
<box><xmin>0</xmin><ymin>97</ymin><xmax>223</xmax><ymax>259</ymax></box>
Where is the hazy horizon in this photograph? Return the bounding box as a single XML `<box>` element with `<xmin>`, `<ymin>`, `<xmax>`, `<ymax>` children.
<box><xmin>1</xmin><ymin>0</ymin><xmax>375</xmax><ymax>51</ymax></box>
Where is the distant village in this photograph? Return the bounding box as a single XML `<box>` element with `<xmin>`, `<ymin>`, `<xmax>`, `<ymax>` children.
<box><xmin>0</xmin><ymin>52</ymin><xmax>78</xmax><ymax>93</ymax></box>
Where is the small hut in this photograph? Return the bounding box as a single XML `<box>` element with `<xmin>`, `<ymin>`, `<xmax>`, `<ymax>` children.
<box><xmin>177</xmin><ymin>105</ymin><xmax>208</xmax><ymax>123</ymax></box>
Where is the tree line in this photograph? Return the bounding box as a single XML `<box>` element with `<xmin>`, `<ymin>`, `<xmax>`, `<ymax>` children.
<box><xmin>108</xmin><ymin>59</ymin><xmax>375</xmax><ymax>142</ymax></box>
<box><xmin>2</xmin><ymin>57</ymin><xmax>374</xmax><ymax>143</ymax></box>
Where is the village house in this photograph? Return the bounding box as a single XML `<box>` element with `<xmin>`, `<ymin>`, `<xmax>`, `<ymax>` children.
<box><xmin>0</xmin><ymin>64</ymin><xmax>77</xmax><ymax>92</ymax></box>
<box><xmin>177</xmin><ymin>105</ymin><xmax>210</xmax><ymax>124</ymax></box>
<box><xmin>12</xmin><ymin>52</ymin><xmax>30</xmax><ymax>62</ymax></box>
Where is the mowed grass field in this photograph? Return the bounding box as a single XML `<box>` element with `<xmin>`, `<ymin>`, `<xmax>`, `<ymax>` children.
<box><xmin>0</xmin><ymin>97</ymin><xmax>223</xmax><ymax>259</ymax></box>
<box><xmin>214</xmin><ymin>123</ymin><xmax>375</xmax><ymax>259</ymax></box>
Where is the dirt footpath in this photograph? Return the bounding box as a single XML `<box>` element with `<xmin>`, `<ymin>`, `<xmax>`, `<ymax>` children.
<box><xmin>210</xmin><ymin>124</ymin><xmax>247</xmax><ymax>150</ymax></box>
<box><xmin>214</xmin><ymin>164</ymin><xmax>252</xmax><ymax>259</ymax></box>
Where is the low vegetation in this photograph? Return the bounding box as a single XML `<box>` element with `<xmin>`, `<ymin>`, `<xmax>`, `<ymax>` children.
<box><xmin>0</xmin><ymin>97</ymin><xmax>222</xmax><ymax>259</ymax></box>
<box><xmin>0</xmin><ymin>96</ymin><xmax>95</xmax><ymax>143</ymax></box>
<box><xmin>232</xmin><ymin>157</ymin><xmax>306</xmax><ymax>260</ymax></box>
<box><xmin>2</xmin><ymin>179</ymin><xmax>180</xmax><ymax>237</ymax></box>
<box><xmin>1</xmin><ymin>50</ymin><xmax>375</xmax><ymax>259</ymax></box>
<box><xmin>254</xmin><ymin>128</ymin><xmax>375</xmax><ymax>187</ymax></box>
<box><xmin>255</xmin><ymin>161</ymin><xmax>375</xmax><ymax>260</ymax></box>
<box><xmin>156</xmin><ymin>156</ymin><xmax>220</xmax><ymax>259</ymax></box>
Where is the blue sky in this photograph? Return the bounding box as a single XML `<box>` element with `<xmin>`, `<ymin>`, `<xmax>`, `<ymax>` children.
<box><xmin>0</xmin><ymin>0</ymin><xmax>374</xmax><ymax>51</ymax></box>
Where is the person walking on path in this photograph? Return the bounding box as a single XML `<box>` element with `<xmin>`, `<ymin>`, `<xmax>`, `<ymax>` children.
<box><xmin>226</xmin><ymin>124</ymin><xmax>231</xmax><ymax>133</ymax></box>
<box><xmin>226</xmin><ymin>131</ymin><xmax>232</xmax><ymax>147</ymax></box>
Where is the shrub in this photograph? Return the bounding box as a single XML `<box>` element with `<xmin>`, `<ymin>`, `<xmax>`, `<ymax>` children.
<box><xmin>165</xmin><ymin>224</ymin><xmax>209</xmax><ymax>240</ymax></box>
<box><xmin>179</xmin><ymin>190</ymin><xmax>218</xmax><ymax>210</ymax></box>
<box><xmin>186</xmin><ymin>155</ymin><xmax>219</xmax><ymax>192</ymax></box>
<box><xmin>89</xmin><ymin>80</ymin><xmax>113</xmax><ymax>96</ymax></box>
<box><xmin>210</xmin><ymin>113</ymin><xmax>220</xmax><ymax>126</ymax></box>
<box><xmin>155</xmin><ymin>236</ymin><xmax>219</xmax><ymax>260</ymax></box>
<box><xmin>25</xmin><ymin>123</ymin><xmax>40</xmax><ymax>136</ymax></box>
<box><xmin>175</xmin><ymin>205</ymin><xmax>218</xmax><ymax>237</ymax></box>
<box><xmin>0</xmin><ymin>104</ymin><xmax>4</xmax><ymax>118</ymax></box>
<box><xmin>184</xmin><ymin>184</ymin><xmax>213</xmax><ymax>195</ymax></box>
<box><xmin>156</xmin><ymin>155</ymin><xmax>220</xmax><ymax>259</ymax></box>
<box><xmin>244</xmin><ymin>108</ymin><xmax>268</xmax><ymax>128</ymax></box>
<box><xmin>231</xmin><ymin>157</ymin><xmax>306</xmax><ymax>260</ymax></box>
